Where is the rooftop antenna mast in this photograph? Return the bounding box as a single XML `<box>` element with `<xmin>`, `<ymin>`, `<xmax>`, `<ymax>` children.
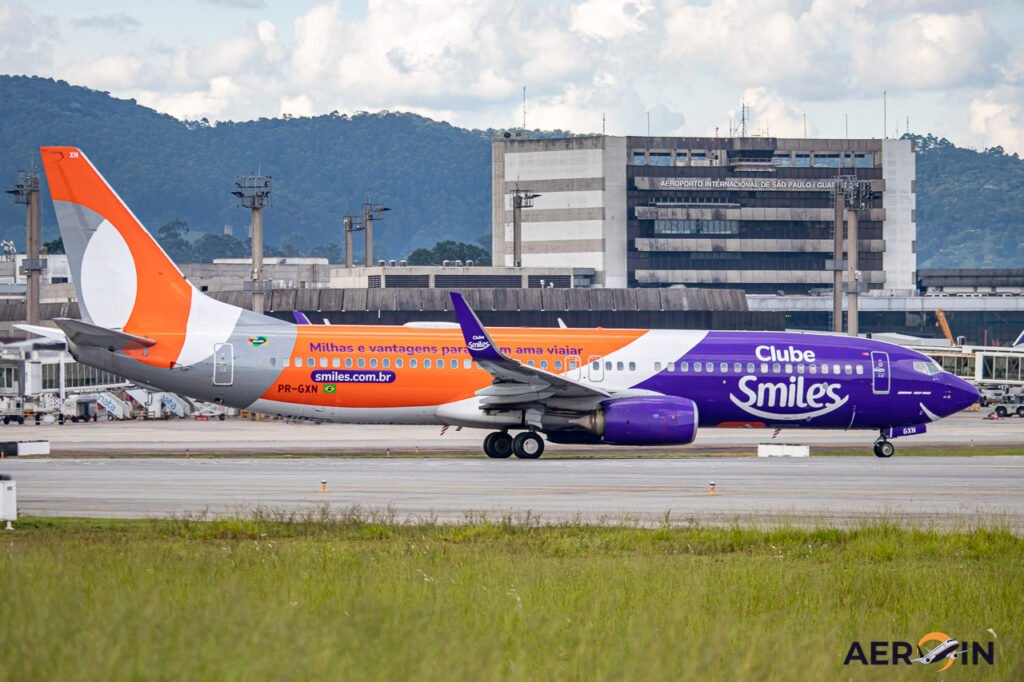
<box><xmin>740</xmin><ymin>99</ymin><xmax>747</xmax><ymax>137</ymax></box>
<box><xmin>522</xmin><ymin>86</ymin><xmax>527</xmax><ymax>131</ymax></box>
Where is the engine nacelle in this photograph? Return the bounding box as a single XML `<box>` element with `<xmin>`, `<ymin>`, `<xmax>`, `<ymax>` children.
<box><xmin>545</xmin><ymin>396</ymin><xmax>699</xmax><ymax>446</ymax></box>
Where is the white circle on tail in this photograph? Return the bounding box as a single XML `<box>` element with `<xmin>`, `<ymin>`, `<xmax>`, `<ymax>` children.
<box><xmin>80</xmin><ymin>219</ymin><xmax>137</xmax><ymax>329</ymax></box>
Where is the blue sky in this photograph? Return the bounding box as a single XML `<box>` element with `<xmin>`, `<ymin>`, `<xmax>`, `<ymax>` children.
<box><xmin>4</xmin><ymin>0</ymin><xmax>1024</xmax><ymax>152</ymax></box>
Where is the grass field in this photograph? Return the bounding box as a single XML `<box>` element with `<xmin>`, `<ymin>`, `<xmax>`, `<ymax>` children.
<box><xmin>1</xmin><ymin>513</ymin><xmax>1021</xmax><ymax>681</ymax></box>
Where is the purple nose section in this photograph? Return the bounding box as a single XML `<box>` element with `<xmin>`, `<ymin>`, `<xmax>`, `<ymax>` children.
<box><xmin>947</xmin><ymin>374</ymin><xmax>979</xmax><ymax>415</ymax></box>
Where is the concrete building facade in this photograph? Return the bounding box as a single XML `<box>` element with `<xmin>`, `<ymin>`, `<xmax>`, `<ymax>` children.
<box><xmin>492</xmin><ymin>135</ymin><xmax>916</xmax><ymax>293</ymax></box>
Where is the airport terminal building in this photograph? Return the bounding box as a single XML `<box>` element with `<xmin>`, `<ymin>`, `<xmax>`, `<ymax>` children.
<box><xmin>492</xmin><ymin>134</ymin><xmax>916</xmax><ymax>293</ymax></box>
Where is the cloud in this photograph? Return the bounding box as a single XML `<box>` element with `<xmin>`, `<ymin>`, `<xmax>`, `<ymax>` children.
<box><xmin>72</xmin><ymin>12</ymin><xmax>141</xmax><ymax>32</ymax></box>
<box><xmin>0</xmin><ymin>0</ymin><xmax>55</xmax><ymax>74</ymax></box>
<box><xmin>731</xmin><ymin>87</ymin><xmax>810</xmax><ymax>138</ymax></box>
<box><xmin>13</xmin><ymin>0</ymin><xmax>1024</xmax><ymax>154</ymax></box>
<box><xmin>853</xmin><ymin>10</ymin><xmax>1004</xmax><ymax>90</ymax></box>
<box><xmin>202</xmin><ymin>0</ymin><xmax>266</xmax><ymax>8</ymax></box>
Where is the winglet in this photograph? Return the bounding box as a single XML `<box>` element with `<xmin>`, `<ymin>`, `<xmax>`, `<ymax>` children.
<box><xmin>292</xmin><ymin>311</ymin><xmax>312</xmax><ymax>325</ymax></box>
<box><xmin>449</xmin><ymin>292</ymin><xmax>504</xmax><ymax>362</ymax></box>
<box><xmin>1014</xmin><ymin>329</ymin><xmax>1024</xmax><ymax>347</ymax></box>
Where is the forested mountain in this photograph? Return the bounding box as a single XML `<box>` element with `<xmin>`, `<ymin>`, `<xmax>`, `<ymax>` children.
<box><xmin>910</xmin><ymin>134</ymin><xmax>1024</xmax><ymax>268</ymax></box>
<box><xmin>0</xmin><ymin>76</ymin><xmax>492</xmax><ymax>262</ymax></box>
<box><xmin>0</xmin><ymin>77</ymin><xmax>1021</xmax><ymax>268</ymax></box>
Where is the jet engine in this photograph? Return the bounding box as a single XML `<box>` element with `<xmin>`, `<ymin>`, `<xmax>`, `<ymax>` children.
<box><xmin>545</xmin><ymin>396</ymin><xmax>699</xmax><ymax>446</ymax></box>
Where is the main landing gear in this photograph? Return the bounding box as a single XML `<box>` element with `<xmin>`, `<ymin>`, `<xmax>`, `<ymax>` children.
<box><xmin>482</xmin><ymin>431</ymin><xmax>544</xmax><ymax>459</ymax></box>
<box><xmin>873</xmin><ymin>432</ymin><xmax>895</xmax><ymax>458</ymax></box>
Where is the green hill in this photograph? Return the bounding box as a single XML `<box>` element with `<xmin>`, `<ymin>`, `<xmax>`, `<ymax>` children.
<box><xmin>0</xmin><ymin>76</ymin><xmax>493</xmax><ymax>262</ymax></box>
<box><xmin>910</xmin><ymin>134</ymin><xmax>1024</xmax><ymax>268</ymax></box>
<box><xmin>0</xmin><ymin>77</ymin><xmax>1021</xmax><ymax>268</ymax></box>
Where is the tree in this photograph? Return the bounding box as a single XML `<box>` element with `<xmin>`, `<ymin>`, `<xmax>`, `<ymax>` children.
<box><xmin>406</xmin><ymin>240</ymin><xmax>490</xmax><ymax>265</ymax></box>
<box><xmin>310</xmin><ymin>242</ymin><xmax>342</xmax><ymax>263</ymax></box>
<box><xmin>42</xmin><ymin>237</ymin><xmax>64</xmax><ymax>254</ymax></box>
<box><xmin>192</xmin><ymin>233</ymin><xmax>249</xmax><ymax>261</ymax></box>
<box><xmin>156</xmin><ymin>219</ymin><xmax>194</xmax><ymax>263</ymax></box>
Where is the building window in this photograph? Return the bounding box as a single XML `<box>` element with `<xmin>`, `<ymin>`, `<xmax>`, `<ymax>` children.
<box><xmin>794</xmin><ymin>154</ymin><xmax>810</xmax><ymax>168</ymax></box>
<box><xmin>632</xmin><ymin>151</ymin><xmax>647</xmax><ymax>165</ymax></box>
<box><xmin>654</xmin><ymin>218</ymin><xmax>739</xmax><ymax>235</ymax></box>
<box><xmin>813</xmin><ymin>153</ymin><xmax>840</xmax><ymax>168</ymax></box>
<box><xmin>855</xmin><ymin>153</ymin><xmax>874</xmax><ymax>168</ymax></box>
<box><xmin>772</xmin><ymin>153</ymin><xmax>792</xmax><ymax>167</ymax></box>
<box><xmin>649</xmin><ymin>152</ymin><xmax>671</xmax><ymax>166</ymax></box>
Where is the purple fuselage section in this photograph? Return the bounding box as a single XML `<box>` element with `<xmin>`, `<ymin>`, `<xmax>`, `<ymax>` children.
<box><xmin>634</xmin><ymin>332</ymin><xmax>977</xmax><ymax>430</ymax></box>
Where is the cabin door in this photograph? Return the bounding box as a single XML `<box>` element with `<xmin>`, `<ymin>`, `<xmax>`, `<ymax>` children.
<box><xmin>870</xmin><ymin>351</ymin><xmax>890</xmax><ymax>395</ymax></box>
<box><xmin>213</xmin><ymin>343</ymin><xmax>234</xmax><ymax>386</ymax></box>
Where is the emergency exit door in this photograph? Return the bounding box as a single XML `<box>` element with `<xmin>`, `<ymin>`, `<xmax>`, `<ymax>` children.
<box><xmin>871</xmin><ymin>351</ymin><xmax>890</xmax><ymax>395</ymax></box>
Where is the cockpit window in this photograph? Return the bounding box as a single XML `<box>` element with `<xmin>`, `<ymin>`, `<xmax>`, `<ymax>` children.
<box><xmin>913</xmin><ymin>360</ymin><xmax>942</xmax><ymax>376</ymax></box>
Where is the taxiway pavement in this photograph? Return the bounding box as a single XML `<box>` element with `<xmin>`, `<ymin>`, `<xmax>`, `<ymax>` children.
<box><xmin>4</xmin><ymin>456</ymin><xmax>1021</xmax><ymax>527</ymax></box>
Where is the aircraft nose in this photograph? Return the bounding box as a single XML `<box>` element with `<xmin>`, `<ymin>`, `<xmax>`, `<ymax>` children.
<box><xmin>946</xmin><ymin>374</ymin><xmax>979</xmax><ymax>414</ymax></box>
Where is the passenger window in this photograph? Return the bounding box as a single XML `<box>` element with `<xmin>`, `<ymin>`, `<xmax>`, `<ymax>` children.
<box><xmin>282</xmin><ymin>357</ymin><xmax>289</xmax><ymax>368</ymax></box>
<box><xmin>464</xmin><ymin>359</ymin><xmax>471</xmax><ymax>369</ymax></box>
<box><xmin>438</xmin><ymin>360</ymin><xmax>445</xmax><ymax>370</ymax></box>
<box><xmin>370</xmin><ymin>358</ymin><xmax>378</xmax><ymax>368</ymax></box>
<box><xmin>320</xmin><ymin>357</ymin><xmax>328</xmax><ymax>368</ymax></box>
<box><xmin>746</xmin><ymin>363</ymin><xmax>754</xmax><ymax>373</ymax></box>
<box><xmin>307</xmin><ymin>357</ymin><xmax>315</xmax><ymax>368</ymax></box>
<box><xmin>357</xmin><ymin>358</ymin><xmax>365</xmax><ymax>368</ymax></box>
<box><xmin>592</xmin><ymin>361</ymin><xmax>599</xmax><ymax>370</ymax></box>
<box><xmin>668</xmin><ymin>362</ymin><xmax>675</xmax><ymax>372</ymax></box>
<box><xmin>680</xmin><ymin>361</ymin><xmax>688</xmax><ymax>372</ymax></box>
<box><xmin>797</xmin><ymin>364</ymin><xmax>805</xmax><ymax>374</ymax></box>
<box><xmin>772</xmin><ymin>363</ymin><xmax>781</xmax><ymax>373</ymax></box>
<box><xmin>616</xmin><ymin>361</ymin><xmax>624</xmax><ymax>371</ymax></box>
<box><xmin>528</xmin><ymin>360</ymin><xmax>535</xmax><ymax>367</ymax></box>
<box><xmin>450</xmin><ymin>359</ymin><xmax>457</xmax><ymax>369</ymax></box>
<box><xmin>554</xmin><ymin>360</ymin><xmax>563</xmax><ymax>370</ymax></box>
<box><xmin>294</xmin><ymin>357</ymin><xmax>302</xmax><ymax>367</ymax></box>
<box><xmin>820</xmin><ymin>364</ymin><xmax>828</xmax><ymax>374</ymax></box>
<box><xmin>271</xmin><ymin>357</ymin><xmax>277</xmax><ymax>367</ymax></box>
<box><xmin>540</xmin><ymin>360</ymin><xmax>548</xmax><ymax>369</ymax></box>
<box><xmin>694</xmin><ymin>362</ymin><xmax>702</xmax><ymax>373</ymax></box>
<box><xmin>733</xmin><ymin>362</ymin><xmax>741</xmax><ymax>373</ymax></box>
<box><xmin>705</xmin><ymin>362</ymin><xmax>713</xmax><ymax>372</ymax></box>
<box><xmin>605</xmin><ymin>361</ymin><xmax>612</xmax><ymax>370</ymax></box>
<box><xmin>396</xmin><ymin>359</ymin><xmax>403</xmax><ymax>368</ymax></box>
<box><xmin>784</xmin><ymin>363</ymin><xmax>792</xmax><ymax>374</ymax></box>
<box><xmin>410</xmin><ymin>359</ymin><xmax>418</xmax><ymax>368</ymax></box>
<box><xmin>654</xmin><ymin>362</ymin><xmax>662</xmax><ymax>371</ymax></box>
<box><xmin>628</xmin><ymin>361</ymin><xmax>636</xmax><ymax>371</ymax></box>
<box><xmin>833</xmin><ymin>364</ymin><xmax>841</xmax><ymax>375</ymax></box>
<box><xmin>761</xmin><ymin>363</ymin><xmax>769</xmax><ymax>373</ymax></box>
<box><xmin>856</xmin><ymin>365</ymin><xmax>864</xmax><ymax>375</ymax></box>
<box><xmin>345</xmin><ymin>358</ymin><xmax>353</xmax><ymax>368</ymax></box>
<box><xmin>808</xmin><ymin>364</ymin><xmax>816</xmax><ymax>374</ymax></box>
<box><xmin>424</xmin><ymin>359</ymin><xmax>432</xmax><ymax>368</ymax></box>
<box><xmin>720</xmin><ymin>362</ymin><xmax>728</xmax><ymax>373</ymax></box>
<box><xmin>382</xmin><ymin>358</ymin><xmax>391</xmax><ymax>368</ymax></box>
<box><xmin>844</xmin><ymin>365</ymin><xmax>853</xmax><ymax>375</ymax></box>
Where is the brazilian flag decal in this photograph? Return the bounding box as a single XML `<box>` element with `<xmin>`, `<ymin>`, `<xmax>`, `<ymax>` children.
<box><xmin>323</xmin><ymin>384</ymin><xmax>337</xmax><ymax>394</ymax></box>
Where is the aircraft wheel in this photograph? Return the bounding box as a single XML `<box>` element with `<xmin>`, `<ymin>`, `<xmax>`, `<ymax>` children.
<box><xmin>484</xmin><ymin>432</ymin><xmax>513</xmax><ymax>459</ymax></box>
<box><xmin>513</xmin><ymin>432</ymin><xmax>544</xmax><ymax>459</ymax></box>
<box><xmin>874</xmin><ymin>441</ymin><xmax>894</xmax><ymax>458</ymax></box>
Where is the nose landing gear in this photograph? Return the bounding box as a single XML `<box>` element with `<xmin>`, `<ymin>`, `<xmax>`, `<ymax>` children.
<box><xmin>873</xmin><ymin>432</ymin><xmax>895</xmax><ymax>458</ymax></box>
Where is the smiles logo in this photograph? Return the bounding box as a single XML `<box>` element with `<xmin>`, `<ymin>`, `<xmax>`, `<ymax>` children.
<box><xmin>728</xmin><ymin>345</ymin><xmax>847</xmax><ymax>421</ymax></box>
<box><xmin>467</xmin><ymin>335</ymin><xmax>491</xmax><ymax>352</ymax></box>
<box><xmin>248</xmin><ymin>335</ymin><xmax>268</xmax><ymax>347</ymax></box>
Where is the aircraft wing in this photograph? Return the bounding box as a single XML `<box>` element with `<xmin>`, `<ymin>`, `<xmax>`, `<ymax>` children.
<box><xmin>449</xmin><ymin>292</ymin><xmax>609</xmax><ymax>408</ymax></box>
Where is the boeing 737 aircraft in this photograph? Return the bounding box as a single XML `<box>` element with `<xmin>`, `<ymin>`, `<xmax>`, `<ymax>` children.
<box><xmin>32</xmin><ymin>147</ymin><xmax>978</xmax><ymax>458</ymax></box>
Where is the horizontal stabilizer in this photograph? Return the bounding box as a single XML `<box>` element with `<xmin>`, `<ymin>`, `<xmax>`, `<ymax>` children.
<box><xmin>53</xmin><ymin>318</ymin><xmax>157</xmax><ymax>351</ymax></box>
<box><xmin>14</xmin><ymin>324</ymin><xmax>67</xmax><ymax>342</ymax></box>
